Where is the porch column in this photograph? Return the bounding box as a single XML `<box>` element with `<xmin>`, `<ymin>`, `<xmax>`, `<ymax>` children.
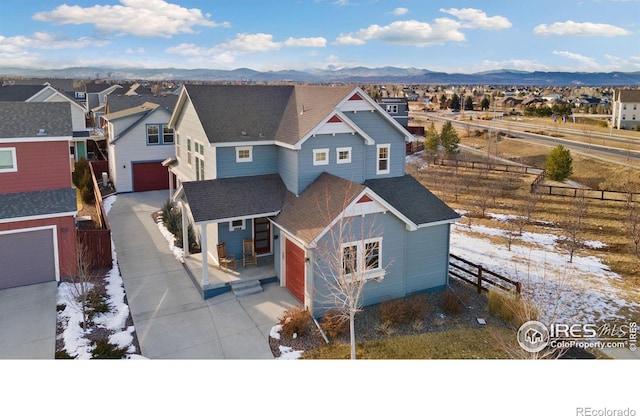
<box><xmin>168</xmin><ymin>171</ymin><xmax>174</xmax><ymax>201</ymax></box>
<box><xmin>181</xmin><ymin>201</ymin><xmax>189</xmax><ymax>259</ymax></box>
<box><xmin>200</xmin><ymin>224</ymin><xmax>209</xmax><ymax>286</ymax></box>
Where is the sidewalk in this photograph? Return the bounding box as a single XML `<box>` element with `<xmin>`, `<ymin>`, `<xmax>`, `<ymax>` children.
<box><xmin>108</xmin><ymin>190</ymin><xmax>299</xmax><ymax>359</ymax></box>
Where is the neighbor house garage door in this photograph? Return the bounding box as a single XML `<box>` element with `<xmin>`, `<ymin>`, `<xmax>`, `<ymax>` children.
<box><xmin>0</xmin><ymin>228</ymin><xmax>56</xmax><ymax>290</ymax></box>
<box><xmin>132</xmin><ymin>161</ymin><xmax>169</xmax><ymax>192</ymax></box>
<box><xmin>285</xmin><ymin>239</ymin><xmax>305</xmax><ymax>303</ymax></box>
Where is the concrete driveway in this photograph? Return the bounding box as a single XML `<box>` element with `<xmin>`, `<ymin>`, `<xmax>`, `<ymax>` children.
<box><xmin>0</xmin><ymin>281</ymin><xmax>57</xmax><ymax>359</ymax></box>
<box><xmin>108</xmin><ymin>190</ymin><xmax>300</xmax><ymax>359</ymax></box>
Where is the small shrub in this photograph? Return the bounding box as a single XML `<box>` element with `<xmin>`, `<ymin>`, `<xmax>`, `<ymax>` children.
<box><xmin>375</xmin><ymin>320</ymin><xmax>396</xmax><ymax>336</ymax></box>
<box><xmin>487</xmin><ymin>290</ymin><xmax>538</xmax><ymax>328</ymax></box>
<box><xmin>91</xmin><ymin>340</ymin><xmax>128</xmax><ymax>359</ymax></box>
<box><xmin>320</xmin><ymin>309</ymin><xmax>349</xmax><ymax>339</ymax></box>
<box><xmin>279</xmin><ymin>307</ymin><xmax>311</xmax><ymax>338</ymax></box>
<box><xmin>440</xmin><ymin>289</ymin><xmax>464</xmax><ymax>315</ymax></box>
<box><xmin>411</xmin><ymin>319</ymin><xmax>425</xmax><ymax>332</ymax></box>
<box><xmin>72</xmin><ymin>158</ymin><xmax>95</xmax><ymax>204</ymax></box>
<box><xmin>55</xmin><ymin>350</ymin><xmax>73</xmax><ymax>359</ymax></box>
<box><xmin>379</xmin><ymin>294</ymin><xmax>428</xmax><ymax>325</ymax></box>
<box><xmin>86</xmin><ymin>289</ymin><xmax>109</xmax><ymax>320</ymax></box>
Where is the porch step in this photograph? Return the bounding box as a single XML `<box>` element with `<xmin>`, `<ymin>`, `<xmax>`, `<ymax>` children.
<box><xmin>231</xmin><ymin>280</ymin><xmax>263</xmax><ymax>297</ymax></box>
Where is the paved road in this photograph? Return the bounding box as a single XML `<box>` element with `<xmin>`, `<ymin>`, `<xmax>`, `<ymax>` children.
<box><xmin>108</xmin><ymin>190</ymin><xmax>300</xmax><ymax>359</ymax></box>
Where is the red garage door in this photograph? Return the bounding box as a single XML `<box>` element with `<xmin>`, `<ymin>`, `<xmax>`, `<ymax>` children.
<box><xmin>132</xmin><ymin>162</ymin><xmax>169</xmax><ymax>192</ymax></box>
<box><xmin>285</xmin><ymin>239</ymin><xmax>305</xmax><ymax>303</ymax></box>
<box><xmin>0</xmin><ymin>228</ymin><xmax>56</xmax><ymax>289</ymax></box>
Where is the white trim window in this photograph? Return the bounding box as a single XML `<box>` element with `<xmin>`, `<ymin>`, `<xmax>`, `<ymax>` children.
<box><xmin>229</xmin><ymin>219</ymin><xmax>246</xmax><ymax>231</ymax></box>
<box><xmin>236</xmin><ymin>146</ymin><xmax>253</xmax><ymax>163</ymax></box>
<box><xmin>146</xmin><ymin>124</ymin><xmax>174</xmax><ymax>145</ymax></box>
<box><xmin>313</xmin><ymin>148</ymin><xmax>329</xmax><ymax>166</ymax></box>
<box><xmin>336</xmin><ymin>147</ymin><xmax>352</xmax><ymax>164</ymax></box>
<box><xmin>376</xmin><ymin>144</ymin><xmax>390</xmax><ymax>175</ymax></box>
<box><xmin>341</xmin><ymin>237</ymin><xmax>383</xmax><ymax>280</ymax></box>
<box><xmin>0</xmin><ymin>147</ymin><xmax>17</xmax><ymax>173</ymax></box>
<box><xmin>195</xmin><ymin>141</ymin><xmax>205</xmax><ymax>181</ymax></box>
<box><xmin>187</xmin><ymin>138</ymin><xmax>192</xmax><ymax>165</ymax></box>
<box><xmin>176</xmin><ymin>133</ymin><xmax>181</xmax><ymax>157</ymax></box>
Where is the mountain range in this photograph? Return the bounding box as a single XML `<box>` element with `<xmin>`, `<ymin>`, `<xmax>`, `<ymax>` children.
<box><xmin>1</xmin><ymin>65</ymin><xmax>639</xmax><ymax>86</ymax></box>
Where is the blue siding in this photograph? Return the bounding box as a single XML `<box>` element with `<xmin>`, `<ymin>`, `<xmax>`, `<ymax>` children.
<box><xmin>277</xmin><ymin>147</ymin><xmax>298</xmax><ymax>194</ymax></box>
<box><xmin>404</xmin><ymin>224</ymin><xmax>450</xmax><ymax>294</ymax></box>
<box><xmin>311</xmin><ymin>212</ymin><xmax>406</xmax><ymax>317</ymax></box>
<box><xmin>216</xmin><ymin>145</ymin><xmax>278</xmax><ymax>178</ymax></box>
<box><xmin>299</xmin><ymin>134</ymin><xmax>366</xmax><ymax>194</ymax></box>
<box><xmin>345</xmin><ymin>111</ymin><xmax>406</xmax><ymax>179</ymax></box>
<box><xmin>217</xmin><ymin>219</ymin><xmax>253</xmax><ymax>259</ymax></box>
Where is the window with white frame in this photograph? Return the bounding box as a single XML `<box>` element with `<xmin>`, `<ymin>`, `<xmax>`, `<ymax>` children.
<box><xmin>229</xmin><ymin>219</ymin><xmax>246</xmax><ymax>231</ymax></box>
<box><xmin>0</xmin><ymin>147</ymin><xmax>17</xmax><ymax>172</ymax></box>
<box><xmin>341</xmin><ymin>238</ymin><xmax>383</xmax><ymax>278</ymax></box>
<box><xmin>146</xmin><ymin>124</ymin><xmax>174</xmax><ymax>145</ymax></box>
<box><xmin>163</xmin><ymin>125</ymin><xmax>174</xmax><ymax>143</ymax></box>
<box><xmin>236</xmin><ymin>146</ymin><xmax>253</xmax><ymax>163</ymax></box>
<box><xmin>377</xmin><ymin>144</ymin><xmax>390</xmax><ymax>174</ymax></box>
<box><xmin>187</xmin><ymin>138</ymin><xmax>192</xmax><ymax>165</ymax></box>
<box><xmin>146</xmin><ymin>125</ymin><xmax>159</xmax><ymax>144</ymax></box>
<box><xmin>195</xmin><ymin>141</ymin><xmax>205</xmax><ymax>180</ymax></box>
<box><xmin>313</xmin><ymin>148</ymin><xmax>329</xmax><ymax>166</ymax></box>
<box><xmin>176</xmin><ymin>133</ymin><xmax>181</xmax><ymax>157</ymax></box>
<box><xmin>336</xmin><ymin>147</ymin><xmax>351</xmax><ymax>164</ymax></box>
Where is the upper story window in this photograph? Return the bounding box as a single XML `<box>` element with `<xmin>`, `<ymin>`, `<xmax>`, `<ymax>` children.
<box><xmin>187</xmin><ymin>138</ymin><xmax>192</xmax><ymax>165</ymax></box>
<box><xmin>0</xmin><ymin>147</ymin><xmax>17</xmax><ymax>173</ymax></box>
<box><xmin>176</xmin><ymin>133</ymin><xmax>181</xmax><ymax>157</ymax></box>
<box><xmin>336</xmin><ymin>147</ymin><xmax>352</xmax><ymax>164</ymax></box>
<box><xmin>195</xmin><ymin>141</ymin><xmax>205</xmax><ymax>181</ymax></box>
<box><xmin>377</xmin><ymin>144</ymin><xmax>390</xmax><ymax>175</ymax></box>
<box><xmin>313</xmin><ymin>148</ymin><xmax>329</xmax><ymax>166</ymax></box>
<box><xmin>386</xmin><ymin>104</ymin><xmax>398</xmax><ymax>114</ymax></box>
<box><xmin>236</xmin><ymin>146</ymin><xmax>253</xmax><ymax>163</ymax></box>
<box><xmin>623</xmin><ymin>104</ymin><xmax>627</xmax><ymax>110</ymax></box>
<box><xmin>146</xmin><ymin>124</ymin><xmax>174</xmax><ymax>145</ymax></box>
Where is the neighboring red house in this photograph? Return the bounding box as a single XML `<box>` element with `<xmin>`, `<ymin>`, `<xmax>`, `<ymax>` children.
<box><xmin>0</xmin><ymin>102</ymin><xmax>77</xmax><ymax>289</ymax></box>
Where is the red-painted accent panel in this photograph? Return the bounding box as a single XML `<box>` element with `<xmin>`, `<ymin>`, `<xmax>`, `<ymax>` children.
<box><xmin>357</xmin><ymin>194</ymin><xmax>373</xmax><ymax>203</ymax></box>
<box><xmin>348</xmin><ymin>93</ymin><xmax>363</xmax><ymax>101</ymax></box>
<box><xmin>327</xmin><ymin>115</ymin><xmax>342</xmax><ymax>123</ymax></box>
<box><xmin>0</xmin><ymin>142</ymin><xmax>72</xmax><ymax>193</ymax></box>
<box><xmin>285</xmin><ymin>239</ymin><xmax>305</xmax><ymax>303</ymax></box>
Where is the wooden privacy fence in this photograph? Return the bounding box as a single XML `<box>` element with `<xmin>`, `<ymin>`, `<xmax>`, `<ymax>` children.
<box><xmin>449</xmin><ymin>253</ymin><xmax>521</xmax><ymax>295</ymax></box>
<box><xmin>406</xmin><ymin>141</ymin><xmax>424</xmax><ymax>155</ymax></box>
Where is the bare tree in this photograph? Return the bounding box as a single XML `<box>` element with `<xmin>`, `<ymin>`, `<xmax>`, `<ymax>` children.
<box><xmin>627</xmin><ymin>202</ymin><xmax>640</xmax><ymax>258</ymax></box>
<box><xmin>313</xmin><ymin>182</ymin><xmax>392</xmax><ymax>360</ymax></box>
<box><xmin>563</xmin><ymin>190</ymin><xmax>589</xmax><ymax>263</ymax></box>
<box><xmin>66</xmin><ymin>236</ymin><xmax>98</xmax><ymax>330</ymax></box>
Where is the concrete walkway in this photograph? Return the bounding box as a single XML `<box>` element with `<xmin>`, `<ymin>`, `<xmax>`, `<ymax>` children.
<box><xmin>0</xmin><ymin>281</ymin><xmax>57</xmax><ymax>359</ymax></box>
<box><xmin>108</xmin><ymin>191</ymin><xmax>299</xmax><ymax>359</ymax></box>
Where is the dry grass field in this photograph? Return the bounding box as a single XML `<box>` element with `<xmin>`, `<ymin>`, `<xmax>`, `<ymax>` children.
<box><xmin>407</xmin><ymin>132</ymin><xmax>640</xmax><ymax>323</ymax></box>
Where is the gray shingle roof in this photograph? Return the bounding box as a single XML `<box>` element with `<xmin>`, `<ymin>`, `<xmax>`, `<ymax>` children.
<box><xmin>0</xmin><ymin>188</ymin><xmax>77</xmax><ymax>220</ymax></box>
<box><xmin>182</xmin><ymin>174</ymin><xmax>287</xmax><ymax>223</ymax></box>
<box><xmin>274</xmin><ymin>172</ymin><xmax>365</xmax><ymax>244</ymax></box>
<box><xmin>616</xmin><ymin>89</ymin><xmax>640</xmax><ymax>102</ymax></box>
<box><xmin>0</xmin><ymin>102</ymin><xmax>72</xmax><ymax>138</ymax></box>
<box><xmin>0</xmin><ymin>85</ymin><xmax>45</xmax><ymax>102</ymax></box>
<box><xmin>364</xmin><ymin>175</ymin><xmax>460</xmax><ymax>226</ymax></box>
<box><xmin>183</xmin><ymin>84</ymin><xmax>355</xmax><ymax>145</ymax></box>
<box><xmin>106</xmin><ymin>93</ymin><xmax>178</xmax><ymax>113</ymax></box>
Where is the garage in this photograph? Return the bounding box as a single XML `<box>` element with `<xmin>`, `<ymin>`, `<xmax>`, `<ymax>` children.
<box><xmin>285</xmin><ymin>239</ymin><xmax>305</xmax><ymax>302</ymax></box>
<box><xmin>132</xmin><ymin>161</ymin><xmax>170</xmax><ymax>192</ymax></box>
<box><xmin>0</xmin><ymin>228</ymin><xmax>56</xmax><ymax>290</ymax></box>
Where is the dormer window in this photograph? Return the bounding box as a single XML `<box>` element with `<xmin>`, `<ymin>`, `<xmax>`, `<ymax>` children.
<box><xmin>236</xmin><ymin>146</ymin><xmax>253</xmax><ymax>163</ymax></box>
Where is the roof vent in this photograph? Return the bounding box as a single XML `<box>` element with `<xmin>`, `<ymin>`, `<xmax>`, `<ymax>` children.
<box><xmin>37</xmin><ymin>128</ymin><xmax>47</xmax><ymax>136</ymax></box>
<box><xmin>241</xmin><ymin>131</ymin><xmax>248</xmax><ymax>136</ymax></box>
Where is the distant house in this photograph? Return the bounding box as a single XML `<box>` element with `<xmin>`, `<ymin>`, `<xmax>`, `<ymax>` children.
<box><xmin>376</xmin><ymin>97</ymin><xmax>409</xmax><ymax>127</ymax></box>
<box><xmin>167</xmin><ymin>84</ymin><xmax>459</xmax><ymax>316</ymax></box>
<box><xmin>0</xmin><ymin>102</ymin><xmax>77</xmax><ymax>290</ymax></box>
<box><xmin>612</xmin><ymin>89</ymin><xmax>640</xmax><ymax>130</ymax></box>
<box><xmin>101</xmin><ymin>97</ymin><xmax>177</xmax><ymax>193</ymax></box>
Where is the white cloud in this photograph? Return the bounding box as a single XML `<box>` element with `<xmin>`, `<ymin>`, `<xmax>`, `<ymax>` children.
<box><xmin>553</xmin><ymin>50</ymin><xmax>600</xmax><ymax>70</ymax></box>
<box><xmin>33</xmin><ymin>0</ymin><xmax>229</xmax><ymax>38</ymax></box>
<box><xmin>534</xmin><ymin>21</ymin><xmax>631</xmax><ymax>37</ymax></box>
<box><xmin>336</xmin><ymin>19</ymin><xmax>465</xmax><ymax>46</ymax></box>
<box><xmin>392</xmin><ymin>8</ymin><xmax>409</xmax><ymax>16</ymax></box>
<box><xmin>0</xmin><ymin>32</ymin><xmax>108</xmax><ymax>53</ymax></box>
<box><xmin>283</xmin><ymin>37</ymin><xmax>327</xmax><ymax>48</ymax></box>
<box><xmin>440</xmin><ymin>8</ymin><xmax>512</xmax><ymax>30</ymax></box>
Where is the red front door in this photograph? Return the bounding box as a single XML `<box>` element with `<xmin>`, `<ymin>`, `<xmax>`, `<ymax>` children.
<box><xmin>286</xmin><ymin>239</ymin><xmax>305</xmax><ymax>302</ymax></box>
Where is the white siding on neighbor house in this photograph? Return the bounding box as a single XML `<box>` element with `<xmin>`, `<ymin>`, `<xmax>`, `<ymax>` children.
<box><xmin>111</xmin><ymin>109</ymin><xmax>174</xmax><ymax>193</ymax></box>
<box><xmin>172</xmin><ymin>99</ymin><xmax>210</xmax><ymax>182</ymax></box>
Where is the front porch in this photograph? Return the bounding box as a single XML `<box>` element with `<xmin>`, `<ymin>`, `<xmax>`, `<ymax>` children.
<box><xmin>183</xmin><ymin>251</ymin><xmax>278</xmax><ymax>299</ymax></box>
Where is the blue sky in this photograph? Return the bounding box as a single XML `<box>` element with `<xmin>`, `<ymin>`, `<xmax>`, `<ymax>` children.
<box><xmin>0</xmin><ymin>0</ymin><xmax>638</xmax><ymax>73</ymax></box>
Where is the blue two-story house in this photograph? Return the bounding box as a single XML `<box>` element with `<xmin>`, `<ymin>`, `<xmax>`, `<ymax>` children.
<box><xmin>167</xmin><ymin>84</ymin><xmax>459</xmax><ymax>317</ymax></box>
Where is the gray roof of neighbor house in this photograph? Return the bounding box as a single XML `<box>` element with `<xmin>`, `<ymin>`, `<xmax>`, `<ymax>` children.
<box><xmin>182</xmin><ymin>174</ymin><xmax>287</xmax><ymax>223</ymax></box>
<box><xmin>0</xmin><ymin>188</ymin><xmax>77</xmax><ymax>220</ymax></box>
<box><xmin>0</xmin><ymin>85</ymin><xmax>45</xmax><ymax>102</ymax></box>
<box><xmin>182</xmin><ymin>84</ymin><xmax>355</xmax><ymax>145</ymax></box>
<box><xmin>106</xmin><ymin>93</ymin><xmax>178</xmax><ymax>114</ymax></box>
<box><xmin>364</xmin><ymin>175</ymin><xmax>460</xmax><ymax>226</ymax></box>
<box><xmin>275</xmin><ymin>172</ymin><xmax>365</xmax><ymax>244</ymax></box>
<box><xmin>616</xmin><ymin>89</ymin><xmax>640</xmax><ymax>102</ymax></box>
<box><xmin>0</xmin><ymin>102</ymin><xmax>72</xmax><ymax>138</ymax></box>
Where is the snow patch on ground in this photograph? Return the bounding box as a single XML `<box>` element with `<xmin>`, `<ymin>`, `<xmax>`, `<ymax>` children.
<box><xmin>155</xmin><ymin>216</ymin><xmax>185</xmax><ymax>263</ymax></box>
